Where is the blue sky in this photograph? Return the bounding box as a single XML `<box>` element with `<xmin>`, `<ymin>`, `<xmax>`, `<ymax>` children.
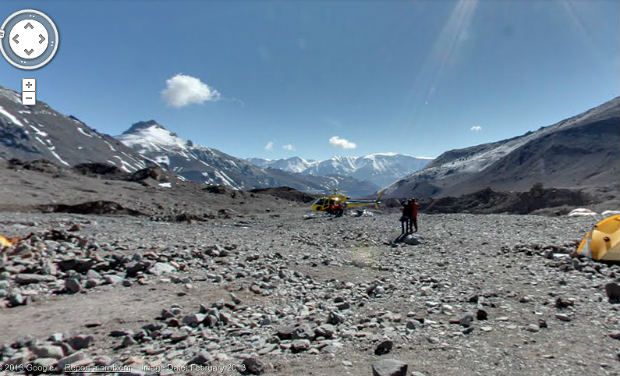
<box><xmin>0</xmin><ymin>0</ymin><xmax>618</xmax><ymax>160</ymax></box>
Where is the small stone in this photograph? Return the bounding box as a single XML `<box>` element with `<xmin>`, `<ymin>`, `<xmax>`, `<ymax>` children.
<box><xmin>241</xmin><ymin>357</ymin><xmax>265</xmax><ymax>375</ymax></box>
<box><xmin>104</xmin><ymin>275</ymin><xmax>124</xmax><ymax>285</ymax></box>
<box><xmin>538</xmin><ymin>319</ymin><xmax>548</xmax><ymax>328</ymax></box>
<box><xmin>86</xmin><ymin>270</ymin><xmax>102</xmax><ymax>280</ymax></box>
<box><xmin>291</xmin><ymin>339</ymin><xmax>311</xmax><ymax>353</ymax></box>
<box><xmin>249</xmin><ymin>285</ymin><xmax>262</xmax><ymax>294</ymax></box>
<box><xmin>555</xmin><ymin>313</ymin><xmax>571</xmax><ymax>322</ymax></box>
<box><xmin>476</xmin><ymin>309</ymin><xmax>488</xmax><ymax>321</ymax></box>
<box><xmin>66</xmin><ymin>335</ymin><xmax>94</xmax><ymax>350</ymax></box>
<box><xmin>187</xmin><ymin>351</ymin><xmax>212</xmax><ymax>366</ymax></box>
<box><xmin>555</xmin><ymin>297</ymin><xmax>574</xmax><ymax>309</ymax></box>
<box><xmin>459</xmin><ymin>312</ymin><xmax>474</xmax><ymax>328</ymax></box>
<box><xmin>84</xmin><ymin>279</ymin><xmax>99</xmax><ymax>289</ymax></box>
<box><xmin>14</xmin><ymin>274</ymin><xmax>56</xmax><ymax>285</ymax></box>
<box><xmin>68</xmin><ymin>223</ymin><xmax>81</xmax><ymax>232</ymax></box>
<box><xmin>327</xmin><ymin>311</ymin><xmax>345</xmax><ymax>325</ymax></box>
<box><xmin>149</xmin><ymin>262</ymin><xmax>176</xmax><ymax>276</ymax></box>
<box><xmin>109</xmin><ymin>329</ymin><xmax>133</xmax><ymax>338</ymax></box>
<box><xmin>119</xmin><ymin>335</ymin><xmax>137</xmax><ymax>348</ymax></box>
<box><xmin>65</xmin><ymin>278</ymin><xmax>82</xmax><ymax>294</ymax></box>
<box><xmin>374</xmin><ymin>340</ymin><xmax>393</xmax><ymax>355</ymax></box>
<box><xmin>229</xmin><ymin>293</ymin><xmax>241</xmax><ymax>305</ymax></box>
<box><xmin>219</xmin><ymin>312</ymin><xmax>232</xmax><ymax>325</ymax></box>
<box><xmin>182</xmin><ymin>313</ymin><xmax>206</xmax><ymax>327</ymax></box>
<box><xmin>33</xmin><ymin>357</ymin><xmax>58</xmax><ymax>369</ymax></box>
<box><xmin>277</xmin><ymin>325</ymin><xmax>296</xmax><ymax>340</ymax></box>
<box><xmin>606</xmin><ymin>283</ymin><xmax>620</xmax><ymax>304</ymax></box>
<box><xmin>31</xmin><ymin>345</ymin><xmax>64</xmax><ymax>359</ymax></box>
<box><xmin>94</xmin><ymin>356</ymin><xmax>113</xmax><ymax>366</ymax></box>
<box><xmin>257</xmin><ymin>344</ymin><xmax>277</xmax><ymax>355</ymax></box>
<box><xmin>609</xmin><ymin>331</ymin><xmax>620</xmax><ymax>340</ymax></box>
<box><xmin>315</xmin><ymin>324</ymin><xmax>336</xmax><ymax>339</ymax></box>
<box><xmin>49</xmin><ymin>333</ymin><xmax>64</xmax><ymax>342</ymax></box>
<box><xmin>57</xmin><ymin>351</ymin><xmax>87</xmax><ymax>370</ymax></box>
<box><xmin>8</xmin><ymin>293</ymin><xmax>27</xmax><ymax>306</ymax></box>
<box><xmin>337</xmin><ymin>301</ymin><xmax>351</xmax><ymax>310</ymax></box>
<box><xmin>371</xmin><ymin>359</ymin><xmax>408</xmax><ymax>376</ymax></box>
<box><xmin>204</xmin><ymin>314</ymin><xmax>218</xmax><ymax>327</ymax></box>
<box><xmin>525</xmin><ymin>324</ymin><xmax>539</xmax><ymax>333</ymax></box>
<box><xmin>292</xmin><ymin>324</ymin><xmax>315</xmax><ymax>340</ymax></box>
<box><xmin>406</xmin><ymin>319</ymin><xmax>421</xmax><ymax>330</ymax></box>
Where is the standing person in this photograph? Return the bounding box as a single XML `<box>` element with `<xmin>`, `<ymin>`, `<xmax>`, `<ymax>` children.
<box><xmin>408</xmin><ymin>198</ymin><xmax>420</xmax><ymax>233</ymax></box>
<box><xmin>400</xmin><ymin>200</ymin><xmax>411</xmax><ymax>235</ymax></box>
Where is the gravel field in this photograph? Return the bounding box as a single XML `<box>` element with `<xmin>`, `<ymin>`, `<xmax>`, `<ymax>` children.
<box><xmin>0</xmin><ymin>210</ymin><xmax>618</xmax><ymax>376</ymax></box>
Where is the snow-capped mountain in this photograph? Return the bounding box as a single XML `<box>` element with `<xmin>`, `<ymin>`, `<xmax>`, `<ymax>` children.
<box><xmin>117</xmin><ymin>121</ymin><xmax>379</xmax><ymax>195</ymax></box>
<box><xmin>247</xmin><ymin>156</ymin><xmax>313</xmax><ymax>173</ymax></box>
<box><xmin>0</xmin><ymin>86</ymin><xmax>147</xmax><ymax>172</ymax></box>
<box><xmin>118</xmin><ymin>120</ymin><xmax>276</xmax><ymax>189</ymax></box>
<box><xmin>384</xmin><ymin>96</ymin><xmax>620</xmax><ymax>198</ymax></box>
<box><xmin>249</xmin><ymin>153</ymin><xmax>432</xmax><ymax>188</ymax></box>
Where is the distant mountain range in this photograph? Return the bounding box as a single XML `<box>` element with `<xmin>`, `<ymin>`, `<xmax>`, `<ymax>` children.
<box><xmin>0</xmin><ymin>86</ymin><xmax>377</xmax><ymax>196</ymax></box>
<box><xmin>2</xmin><ymin>83</ymin><xmax>617</xmax><ymax>201</ymax></box>
<box><xmin>248</xmin><ymin>154</ymin><xmax>432</xmax><ymax>188</ymax></box>
<box><xmin>384</xmin><ymin>97</ymin><xmax>620</xmax><ymax>198</ymax></box>
<box><xmin>116</xmin><ymin>120</ymin><xmax>379</xmax><ymax>196</ymax></box>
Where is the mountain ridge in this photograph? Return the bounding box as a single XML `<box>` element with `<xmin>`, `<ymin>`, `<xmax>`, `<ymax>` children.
<box><xmin>248</xmin><ymin>153</ymin><xmax>432</xmax><ymax>188</ymax></box>
<box><xmin>384</xmin><ymin>96</ymin><xmax>620</xmax><ymax>198</ymax></box>
<box><xmin>117</xmin><ymin>121</ymin><xmax>380</xmax><ymax>196</ymax></box>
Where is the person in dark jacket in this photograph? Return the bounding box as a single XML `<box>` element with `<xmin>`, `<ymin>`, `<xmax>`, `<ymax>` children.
<box><xmin>408</xmin><ymin>198</ymin><xmax>420</xmax><ymax>233</ymax></box>
<box><xmin>400</xmin><ymin>200</ymin><xmax>411</xmax><ymax>235</ymax></box>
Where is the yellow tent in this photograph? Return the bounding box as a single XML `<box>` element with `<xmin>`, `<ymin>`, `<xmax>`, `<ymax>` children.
<box><xmin>0</xmin><ymin>236</ymin><xmax>13</xmax><ymax>248</ymax></box>
<box><xmin>577</xmin><ymin>215</ymin><xmax>620</xmax><ymax>261</ymax></box>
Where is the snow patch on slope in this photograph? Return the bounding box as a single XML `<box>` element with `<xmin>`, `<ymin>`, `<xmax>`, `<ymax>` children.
<box><xmin>0</xmin><ymin>105</ymin><xmax>23</xmax><ymax>127</ymax></box>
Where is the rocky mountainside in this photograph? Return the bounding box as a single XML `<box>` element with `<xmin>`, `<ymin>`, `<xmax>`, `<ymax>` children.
<box><xmin>117</xmin><ymin>121</ymin><xmax>378</xmax><ymax>196</ymax></box>
<box><xmin>0</xmin><ymin>87</ymin><xmax>147</xmax><ymax>172</ymax></box>
<box><xmin>249</xmin><ymin>153</ymin><xmax>432</xmax><ymax>188</ymax></box>
<box><xmin>385</xmin><ymin>97</ymin><xmax>620</xmax><ymax>198</ymax></box>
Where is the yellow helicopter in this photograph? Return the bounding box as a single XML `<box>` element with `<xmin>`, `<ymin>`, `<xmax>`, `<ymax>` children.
<box><xmin>310</xmin><ymin>190</ymin><xmax>383</xmax><ymax>216</ymax></box>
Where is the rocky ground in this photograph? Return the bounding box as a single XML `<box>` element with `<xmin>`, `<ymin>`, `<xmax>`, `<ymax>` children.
<box><xmin>0</xmin><ymin>209</ymin><xmax>619</xmax><ymax>376</ymax></box>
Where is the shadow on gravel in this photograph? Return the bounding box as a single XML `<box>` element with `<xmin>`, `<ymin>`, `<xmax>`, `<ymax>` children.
<box><xmin>38</xmin><ymin>201</ymin><xmax>214</xmax><ymax>223</ymax></box>
<box><xmin>38</xmin><ymin>201</ymin><xmax>144</xmax><ymax>216</ymax></box>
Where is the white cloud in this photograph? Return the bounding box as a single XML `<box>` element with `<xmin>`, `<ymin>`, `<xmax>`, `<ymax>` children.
<box><xmin>470</xmin><ymin>125</ymin><xmax>482</xmax><ymax>132</ymax></box>
<box><xmin>161</xmin><ymin>74</ymin><xmax>220</xmax><ymax>108</ymax></box>
<box><xmin>329</xmin><ymin>136</ymin><xmax>357</xmax><ymax>149</ymax></box>
<box><xmin>264</xmin><ymin>141</ymin><xmax>274</xmax><ymax>151</ymax></box>
<box><xmin>282</xmin><ymin>144</ymin><xmax>295</xmax><ymax>151</ymax></box>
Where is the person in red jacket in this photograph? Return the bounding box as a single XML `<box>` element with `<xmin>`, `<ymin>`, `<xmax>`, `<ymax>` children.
<box><xmin>408</xmin><ymin>198</ymin><xmax>420</xmax><ymax>233</ymax></box>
